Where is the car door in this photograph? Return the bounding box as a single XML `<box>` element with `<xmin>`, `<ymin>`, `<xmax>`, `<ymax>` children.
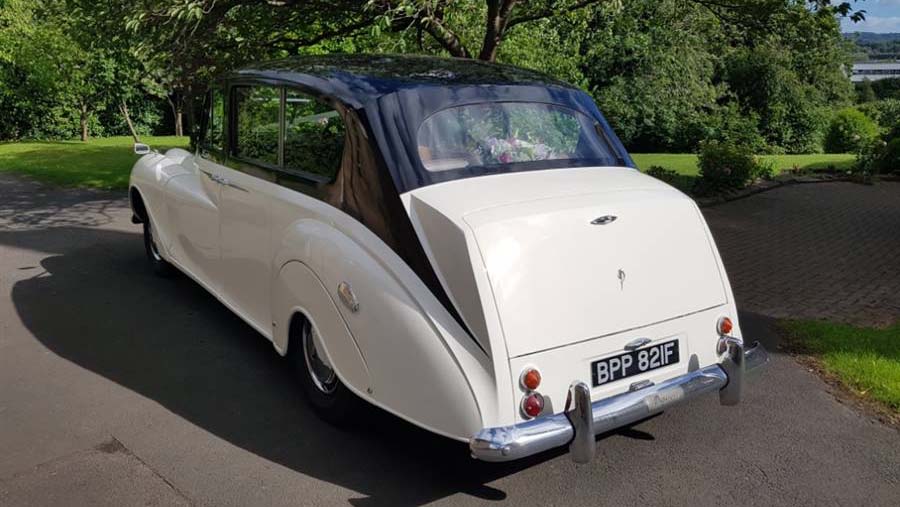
<box><xmin>164</xmin><ymin>88</ymin><xmax>226</xmax><ymax>290</ymax></box>
<box><xmin>218</xmin><ymin>84</ymin><xmax>281</xmax><ymax>333</ymax></box>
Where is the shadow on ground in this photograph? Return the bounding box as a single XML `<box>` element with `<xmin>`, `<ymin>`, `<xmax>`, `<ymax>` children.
<box><xmin>4</xmin><ymin>225</ymin><xmax>522</xmax><ymax>505</ymax></box>
<box><xmin>2</xmin><ymin>222</ymin><xmax>677</xmax><ymax>505</ymax></box>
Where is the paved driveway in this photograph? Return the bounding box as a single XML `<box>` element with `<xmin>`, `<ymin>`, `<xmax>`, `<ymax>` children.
<box><xmin>1</xmin><ymin>174</ymin><xmax>898</xmax><ymax>506</ymax></box>
<box><xmin>703</xmin><ymin>181</ymin><xmax>900</xmax><ymax>327</ymax></box>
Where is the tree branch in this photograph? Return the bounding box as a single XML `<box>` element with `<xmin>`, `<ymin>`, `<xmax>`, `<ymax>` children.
<box><xmin>420</xmin><ymin>8</ymin><xmax>472</xmax><ymax>58</ymax></box>
<box><xmin>479</xmin><ymin>0</ymin><xmax>519</xmax><ymax>61</ymax></box>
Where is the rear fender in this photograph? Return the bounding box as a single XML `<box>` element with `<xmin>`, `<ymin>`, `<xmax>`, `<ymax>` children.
<box><xmin>272</xmin><ymin>218</ymin><xmax>490</xmax><ymax>440</ymax></box>
<box><xmin>272</xmin><ymin>261</ymin><xmax>372</xmax><ymax>396</ymax></box>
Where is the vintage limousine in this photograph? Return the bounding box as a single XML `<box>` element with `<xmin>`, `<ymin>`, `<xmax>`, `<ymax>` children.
<box><xmin>129</xmin><ymin>54</ymin><xmax>767</xmax><ymax>463</ymax></box>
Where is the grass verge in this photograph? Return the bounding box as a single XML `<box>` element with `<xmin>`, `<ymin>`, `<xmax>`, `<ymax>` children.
<box><xmin>631</xmin><ymin>153</ymin><xmax>856</xmax><ymax>176</ymax></box>
<box><xmin>0</xmin><ymin>136</ymin><xmax>189</xmax><ymax>190</ymax></box>
<box><xmin>782</xmin><ymin>320</ymin><xmax>900</xmax><ymax>422</ymax></box>
<box><xmin>0</xmin><ymin>139</ymin><xmax>855</xmax><ymax>192</ymax></box>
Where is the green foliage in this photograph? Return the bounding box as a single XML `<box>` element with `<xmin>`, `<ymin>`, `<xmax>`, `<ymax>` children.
<box><xmin>865</xmin><ymin>78</ymin><xmax>900</xmax><ymax>101</ymax></box>
<box><xmin>856</xmin><ymin>80</ymin><xmax>877</xmax><ymax>103</ymax></box>
<box><xmin>855</xmin><ymin>138</ymin><xmax>900</xmax><ymax>176</ymax></box>
<box><xmin>0</xmin><ymin>0</ymin><xmax>867</xmax><ymax>150</ymax></box>
<box><xmin>875</xmin><ymin>138</ymin><xmax>900</xmax><ymax>174</ymax></box>
<box><xmin>0</xmin><ymin>0</ymin><xmax>167</xmax><ymax>140</ymax></box>
<box><xmin>583</xmin><ymin>0</ymin><xmax>720</xmax><ymax>152</ymax></box>
<box><xmin>645</xmin><ymin>165</ymin><xmax>679</xmax><ymax>182</ymax></box>
<box><xmin>687</xmin><ymin>103</ymin><xmax>768</xmax><ymax>154</ymax></box>
<box><xmin>723</xmin><ymin>45</ymin><xmax>829</xmax><ymax>153</ymax></box>
<box><xmin>694</xmin><ymin>142</ymin><xmax>773</xmax><ymax>195</ymax></box>
<box><xmin>824</xmin><ymin>108</ymin><xmax>879</xmax><ymax>154</ymax></box>
<box><xmin>857</xmin><ymin>99</ymin><xmax>900</xmax><ymax>133</ymax></box>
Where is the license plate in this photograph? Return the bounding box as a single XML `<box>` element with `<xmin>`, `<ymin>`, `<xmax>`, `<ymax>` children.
<box><xmin>591</xmin><ymin>339</ymin><xmax>680</xmax><ymax>387</ymax></box>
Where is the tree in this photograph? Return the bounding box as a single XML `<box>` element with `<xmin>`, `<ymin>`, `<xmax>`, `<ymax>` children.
<box><xmin>857</xmin><ymin>80</ymin><xmax>877</xmax><ymax>103</ymax></box>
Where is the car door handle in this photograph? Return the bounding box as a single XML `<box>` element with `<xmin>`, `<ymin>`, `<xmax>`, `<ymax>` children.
<box><xmin>200</xmin><ymin>170</ymin><xmax>221</xmax><ymax>184</ymax></box>
<box><xmin>223</xmin><ymin>180</ymin><xmax>249</xmax><ymax>193</ymax></box>
<box><xmin>201</xmin><ymin>170</ymin><xmax>248</xmax><ymax>192</ymax></box>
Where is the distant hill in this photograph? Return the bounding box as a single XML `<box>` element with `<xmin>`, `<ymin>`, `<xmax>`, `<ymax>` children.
<box><xmin>844</xmin><ymin>32</ymin><xmax>900</xmax><ymax>43</ymax></box>
<box><xmin>845</xmin><ymin>33</ymin><xmax>900</xmax><ymax>61</ymax></box>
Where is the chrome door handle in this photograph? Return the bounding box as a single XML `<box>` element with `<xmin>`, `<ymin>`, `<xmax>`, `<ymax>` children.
<box><xmin>201</xmin><ymin>170</ymin><xmax>248</xmax><ymax>192</ymax></box>
<box><xmin>222</xmin><ymin>178</ymin><xmax>249</xmax><ymax>192</ymax></box>
<box><xmin>200</xmin><ymin>170</ymin><xmax>221</xmax><ymax>184</ymax></box>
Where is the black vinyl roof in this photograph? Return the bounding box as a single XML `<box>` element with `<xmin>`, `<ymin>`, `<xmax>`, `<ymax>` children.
<box><xmin>228</xmin><ymin>54</ymin><xmax>575</xmax><ymax>108</ymax></box>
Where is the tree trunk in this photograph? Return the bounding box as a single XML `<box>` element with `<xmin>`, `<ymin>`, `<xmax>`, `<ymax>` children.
<box><xmin>479</xmin><ymin>0</ymin><xmax>518</xmax><ymax>61</ymax></box>
<box><xmin>80</xmin><ymin>104</ymin><xmax>89</xmax><ymax>142</ymax></box>
<box><xmin>175</xmin><ymin>111</ymin><xmax>184</xmax><ymax>137</ymax></box>
<box><xmin>168</xmin><ymin>92</ymin><xmax>184</xmax><ymax>137</ymax></box>
<box><xmin>119</xmin><ymin>99</ymin><xmax>140</xmax><ymax>143</ymax></box>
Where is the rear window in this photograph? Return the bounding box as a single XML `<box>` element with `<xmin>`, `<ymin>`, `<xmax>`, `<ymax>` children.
<box><xmin>417</xmin><ymin>102</ymin><xmax>619</xmax><ymax>173</ymax></box>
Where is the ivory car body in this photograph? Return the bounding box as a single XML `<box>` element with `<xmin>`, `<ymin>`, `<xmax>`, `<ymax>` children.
<box><xmin>129</xmin><ymin>54</ymin><xmax>766</xmax><ymax>463</ymax></box>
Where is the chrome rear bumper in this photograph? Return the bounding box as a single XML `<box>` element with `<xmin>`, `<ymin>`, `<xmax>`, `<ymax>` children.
<box><xmin>470</xmin><ymin>339</ymin><xmax>768</xmax><ymax>463</ymax></box>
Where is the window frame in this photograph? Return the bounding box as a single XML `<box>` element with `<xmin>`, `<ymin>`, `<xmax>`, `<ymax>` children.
<box><xmin>223</xmin><ymin>79</ymin><xmax>343</xmax><ymax>187</ymax></box>
<box><xmin>208</xmin><ymin>86</ymin><xmax>226</xmax><ymax>154</ymax></box>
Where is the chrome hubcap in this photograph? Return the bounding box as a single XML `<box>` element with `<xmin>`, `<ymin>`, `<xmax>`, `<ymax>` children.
<box><xmin>302</xmin><ymin>321</ymin><xmax>337</xmax><ymax>394</ymax></box>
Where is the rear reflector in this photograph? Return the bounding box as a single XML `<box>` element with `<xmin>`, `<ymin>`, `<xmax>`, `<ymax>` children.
<box><xmin>520</xmin><ymin>368</ymin><xmax>542</xmax><ymax>391</ymax></box>
<box><xmin>718</xmin><ymin>316</ymin><xmax>733</xmax><ymax>336</ymax></box>
<box><xmin>521</xmin><ymin>393</ymin><xmax>545</xmax><ymax>418</ymax></box>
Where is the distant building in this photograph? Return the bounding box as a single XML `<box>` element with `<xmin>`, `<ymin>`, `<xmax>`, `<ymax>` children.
<box><xmin>851</xmin><ymin>62</ymin><xmax>900</xmax><ymax>82</ymax></box>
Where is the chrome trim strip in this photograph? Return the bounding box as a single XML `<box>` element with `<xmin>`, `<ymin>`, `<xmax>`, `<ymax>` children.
<box><xmin>470</xmin><ymin>343</ymin><xmax>768</xmax><ymax>463</ymax></box>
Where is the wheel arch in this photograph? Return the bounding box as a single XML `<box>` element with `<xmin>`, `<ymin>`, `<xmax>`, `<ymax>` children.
<box><xmin>130</xmin><ymin>186</ymin><xmax>148</xmax><ymax>224</ymax></box>
<box><xmin>272</xmin><ymin>260</ymin><xmax>372</xmax><ymax>400</ymax></box>
<box><xmin>272</xmin><ymin>219</ymin><xmax>490</xmax><ymax>440</ymax></box>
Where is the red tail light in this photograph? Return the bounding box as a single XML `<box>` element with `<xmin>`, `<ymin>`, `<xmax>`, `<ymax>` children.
<box><xmin>521</xmin><ymin>392</ymin><xmax>545</xmax><ymax>418</ymax></box>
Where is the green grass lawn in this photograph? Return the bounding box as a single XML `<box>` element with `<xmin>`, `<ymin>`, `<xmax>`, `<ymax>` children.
<box><xmin>0</xmin><ymin>136</ymin><xmax>855</xmax><ymax>191</ymax></box>
<box><xmin>784</xmin><ymin>320</ymin><xmax>900</xmax><ymax>412</ymax></box>
<box><xmin>0</xmin><ymin>136</ymin><xmax>189</xmax><ymax>190</ymax></box>
<box><xmin>632</xmin><ymin>153</ymin><xmax>856</xmax><ymax>176</ymax></box>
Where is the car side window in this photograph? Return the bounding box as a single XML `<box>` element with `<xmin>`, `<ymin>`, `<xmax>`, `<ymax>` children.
<box><xmin>208</xmin><ymin>88</ymin><xmax>225</xmax><ymax>151</ymax></box>
<box><xmin>233</xmin><ymin>86</ymin><xmax>280</xmax><ymax>166</ymax></box>
<box><xmin>284</xmin><ymin>89</ymin><xmax>345</xmax><ymax>180</ymax></box>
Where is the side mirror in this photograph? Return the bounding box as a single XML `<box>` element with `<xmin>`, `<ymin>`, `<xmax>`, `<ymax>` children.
<box><xmin>134</xmin><ymin>143</ymin><xmax>151</xmax><ymax>155</ymax></box>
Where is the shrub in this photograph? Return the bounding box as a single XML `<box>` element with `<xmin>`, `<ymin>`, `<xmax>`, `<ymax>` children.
<box><xmin>694</xmin><ymin>142</ymin><xmax>773</xmax><ymax>195</ymax></box>
<box><xmin>683</xmin><ymin>102</ymin><xmax>768</xmax><ymax>154</ymax></box>
<box><xmin>856</xmin><ymin>138</ymin><xmax>900</xmax><ymax>176</ymax></box>
<box><xmin>876</xmin><ymin>138</ymin><xmax>900</xmax><ymax>174</ymax></box>
<box><xmin>824</xmin><ymin>108</ymin><xmax>879</xmax><ymax>154</ymax></box>
<box><xmin>857</xmin><ymin>99</ymin><xmax>900</xmax><ymax>130</ymax></box>
<box><xmin>645</xmin><ymin>165</ymin><xmax>680</xmax><ymax>184</ymax></box>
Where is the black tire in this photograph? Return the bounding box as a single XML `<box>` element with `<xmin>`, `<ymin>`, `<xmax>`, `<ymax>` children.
<box><xmin>289</xmin><ymin>315</ymin><xmax>362</xmax><ymax>425</ymax></box>
<box><xmin>143</xmin><ymin>220</ymin><xmax>175</xmax><ymax>277</ymax></box>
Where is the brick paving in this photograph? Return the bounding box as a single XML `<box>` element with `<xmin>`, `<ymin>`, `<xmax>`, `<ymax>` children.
<box><xmin>703</xmin><ymin>181</ymin><xmax>900</xmax><ymax>327</ymax></box>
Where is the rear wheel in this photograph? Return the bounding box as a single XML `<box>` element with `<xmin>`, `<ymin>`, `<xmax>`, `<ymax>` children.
<box><xmin>143</xmin><ymin>220</ymin><xmax>175</xmax><ymax>277</ymax></box>
<box><xmin>290</xmin><ymin>315</ymin><xmax>361</xmax><ymax>424</ymax></box>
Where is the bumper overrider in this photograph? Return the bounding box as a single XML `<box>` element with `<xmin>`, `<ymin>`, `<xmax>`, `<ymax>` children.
<box><xmin>470</xmin><ymin>337</ymin><xmax>768</xmax><ymax>463</ymax></box>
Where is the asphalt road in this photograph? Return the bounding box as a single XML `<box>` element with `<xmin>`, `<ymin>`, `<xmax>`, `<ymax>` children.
<box><xmin>1</xmin><ymin>173</ymin><xmax>898</xmax><ymax>506</ymax></box>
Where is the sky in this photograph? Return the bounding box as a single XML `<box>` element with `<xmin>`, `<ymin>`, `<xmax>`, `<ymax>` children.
<box><xmin>842</xmin><ymin>0</ymin><xmax>900</xmax><ymax>33</ymax></box>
